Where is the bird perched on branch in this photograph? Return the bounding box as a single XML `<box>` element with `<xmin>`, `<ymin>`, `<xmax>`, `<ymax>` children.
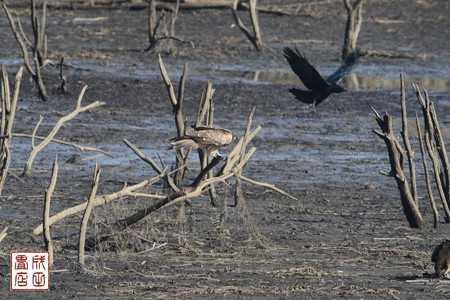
<box><xmin>283</xmin><ymin>47</ymin><xmax>359</xmax><ymax>107</ymax></box>
<box><xmin>432</xmin><ymin>240</ymin><xmax>450</xmax><ymax>279</ymax></box>
<box><xmin>170</xmin><ymin>126</ymin><xmax>235</xmax><ymax>157</ymax></box>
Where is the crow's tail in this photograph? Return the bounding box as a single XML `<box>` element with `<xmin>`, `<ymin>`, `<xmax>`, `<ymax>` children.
<box><xmin>289</xmin><ymin>88</ymin><xmax>321</xmax><ymax>105</ymax></box>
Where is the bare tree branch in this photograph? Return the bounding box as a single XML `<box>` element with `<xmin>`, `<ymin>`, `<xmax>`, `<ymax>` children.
<box><xmin>0</xmin><ymin>227</ymin><xmax>7</xmax><ymax>243</ymax></box>
<box><xmin>3</xmin><ymin>1</ymin><xmax>49</xmax><ymax>101</ymax></box>
<box><xmin>23</xmin><ymin>86</ymin><xmax>106</xmax><ymax>176</ymax></box>
<box><xmin>399</xmin><ymin>74</ymin><xmax>418</xmax><ymax>205</ymax></box>
<box><xmin>372</xmin><ymin>108</ymin><xmax>425</xmax><ymax>229</ymax></box>
<box><xmin>416</xmin><ymin>111</ymin><xmax>439</xmax><ymax>228</ymax></box>
<box><xmin>0</xmin><ymin>66</ymin><xmax>23</xmax><ymax>195</ymax></box>
<box><xmin>43</xmin><ymin>156</ymin><xmax>57</xmax><ymax>267</ymax></box>
<box><xmin>33</xmin><ymin>173</ymin><xmax>165</xmax><ymax>235</ymax></box>
<box><xmin>78</xmin><ymin>163</ymin><xmax>100</xmax><ymax>266</ymax></box>
<box><xmin>14</xmin><ymin>133</ymin><xmax>111</xmax><ymax>157</ymax></box>
<box><xmin>84</xmin><ymin>147</ymin><xmax>257</xmax><ymax>249</ymax></box>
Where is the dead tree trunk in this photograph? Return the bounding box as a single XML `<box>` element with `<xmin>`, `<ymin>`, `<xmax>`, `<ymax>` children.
<box><xmin>372</xmin><ymin>109</ymin><xmax>426</xmax><ymax>229</ymax></box>
<box><xmin>372</xmin><ymin>74</ymin><xmax>450</xmax><ymax>228</ymax></box>
<box><xmin>147</xmin><ymin>0</ymin><xmax>158</xmax><ymax>49</ymax></box>
<box><xmin>157</xmin><ymin>55</ymin><xmax>188</xmax><ymax>187</ymax></box>
<box><xmin>415</xmin><ymin>85</ymin><xmax>450</xmax><ymax>222</ymax></box>
<box><xmin>342</xmin><ymin>0</ymin><xmax>363</xmax><ymax>60</ymax></box>
<box><xmin>0</xmin><ymin>66</ymin><xmax>23</xmax><ymax>195</ymax></box>
<box><xmin>416</xmin><ymin>112</ymin><xmax>439</xmax><ymax>228</ymax></box>
<box><xmin>399</xmin><ymin>74</ymin><xmax>418</xmax><ymax>205</ymax></box>
<box><xmin>232</xmin><ymin>0</ymin><xmax>263</xmax><ymax>51</ymax></box>
<box><xmin>195</xmin><ymin>82</ymin><xmax>218</xmax><ymax>206</ymax></box>
<box><xmin>3</xmin><ymin>0</ymin><xmax>49</xmax><ymax>101</ymax></box>
<box><xmin>145</xmin><ymin>0</ymin><xmax>191</xmax><ymax>53</ymax></box>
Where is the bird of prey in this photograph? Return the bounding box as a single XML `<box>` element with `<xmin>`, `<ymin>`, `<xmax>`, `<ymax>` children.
<box><xmin>432</xmin><ymin>240</ymin><xmax>450</xmax><ymax>279</ymax></box>
<box><xmin>170</xmin><ymin>126</ymin><xmax>235</xmax><ymax>157</ymax></box>
<box><xmin>283</xmin><ymin>47</ymin><xmax>359</xmax><ymax>107</ymax></box>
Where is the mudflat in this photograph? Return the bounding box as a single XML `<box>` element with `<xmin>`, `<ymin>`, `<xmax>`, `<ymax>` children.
<box><xmin>1</xmin><ymin>1</ymin><xmax>450</xmax><ymax>298</ymax></box>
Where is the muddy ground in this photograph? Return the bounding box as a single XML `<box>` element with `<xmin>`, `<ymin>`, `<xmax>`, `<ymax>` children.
<box><xmin>1</xmin><ymin>0</ymin><xmax>450</xmax><ymax>299</ymax></box>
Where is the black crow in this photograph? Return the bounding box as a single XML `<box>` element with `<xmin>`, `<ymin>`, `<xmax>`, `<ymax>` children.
<box><xmin>283</xmin><ymin>47</ymin><xmax>358</xmax><ymax>107</ymax></box>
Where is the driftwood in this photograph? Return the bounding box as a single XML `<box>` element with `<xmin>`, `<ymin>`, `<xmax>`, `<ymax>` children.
<box><xmin>83</xmin><ymin>104</ymin><xmax>295</xmax><ymax>249</ymax></box>
<box><xmin>33</xmin><ymin>173</ymin><xmax>165</xmax><ymax>235</ymax></box>
<box><xmin>359</xmin><ymin>49</ymin><xmax>430</xmax><ymax>60</ymax></box>
<box><xmin>0</xmin><ymin>66</ymin><xmax>23</xmax><ymax>195</ymax></box>
<box><xmin>33</xmin><ymin>57</ymin><xmax>296</xmax><ymax>252</ymax></box>
<box><xmin>123</xmin><ymin>139</ymin><xmax>180</xmax><ymax>193</ymax></box>
<box><xmin>84</xmin><ymin>145</ymin><xmax>257</xmax><ymax>249</ymax></box>
<box><xmin>80</xmin><ymin>60</ymin><xmax>295</xmax><ymax>247</ymax></box>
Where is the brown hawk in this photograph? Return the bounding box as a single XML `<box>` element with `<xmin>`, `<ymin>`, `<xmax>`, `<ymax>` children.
<box><xmin>170</xmin><ymin>126</ymin><xmax>235</xmax><ymax>157</ymax></box>
<box><xmin>432</xmin><ymin>240</ymin><xmax>450</xmax><ymax>279</ymax></box>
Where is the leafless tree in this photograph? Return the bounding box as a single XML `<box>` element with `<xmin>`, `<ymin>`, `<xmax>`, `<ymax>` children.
<box><xmin>373</xmin><ymin>74</ymin><xmax>450</xmax><ymax>228</ymax></box>
<box><xmin>3</xmin><ymin>0</ymin><xmax>50</xmax><ymax>101</ymax></box>
<box><xmin>232</xmin><ymin>0</ymin><xmax>263</xmax><ymax>51</ymax></box>
<box><xmin>145</xmin><ymin>0</ymin><xmax>192</xmax><ymax>53</ymax></box>
<box><xmin>342</xmin><ymin>0</ymin><xmax>363</xmax><ymax>60</ymax></box>
<box><xmin>0</xmin><ymin>65</ymin><xmax>23</xmax><ymax>195</ymax></box>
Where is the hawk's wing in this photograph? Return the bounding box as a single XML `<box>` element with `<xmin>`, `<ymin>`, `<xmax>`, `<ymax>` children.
<box><xmin>283</xmin><ymin>47</ymin><xmax>328</xmax><ymax>91</ymax></box>
<box><xmin>186</xmin><ymin>126</ymin><xmax>234</xmax><ymax>147</ymax></box>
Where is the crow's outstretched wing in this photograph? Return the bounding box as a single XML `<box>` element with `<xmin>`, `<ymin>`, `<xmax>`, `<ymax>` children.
<box><xmin>283</xmin><ymin>47</ymin><xmax>327</xmax><ymax>91</ymax></box>
<box><xmin>326</xmin><ymin>52</ymin><xmax>359</xmax><ymax>84</ymax></box>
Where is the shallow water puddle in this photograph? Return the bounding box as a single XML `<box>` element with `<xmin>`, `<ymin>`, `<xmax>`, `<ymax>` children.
<box><xmin>3</xmin><ymin>57</ymin><xmax>447</xmax><ymax>92</ymax></box>
<box><xmin>190</xmin><ymin>68</ymin><xmax>450</xmax><ymax>91</ymax></box>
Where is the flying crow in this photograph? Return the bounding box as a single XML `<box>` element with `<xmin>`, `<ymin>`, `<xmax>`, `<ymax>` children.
<box><xmin>283</xmin><ymin>47</ymin><xmax>358</xmax><ymax>107</ymax></box>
